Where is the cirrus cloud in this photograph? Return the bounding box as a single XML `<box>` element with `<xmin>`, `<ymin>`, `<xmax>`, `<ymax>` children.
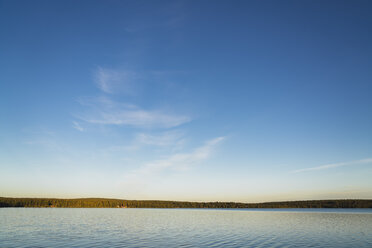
<box><xmin>291</xmin><ymin>158</ymin><xmax>372</xmax><ymax>173</ymax></box>
<box><xmin>76</xmin><ymin>96</ymin><xmax>191</xmax><ymax>129</ymax></box>
<box><xmin>132</xmin><ymin>136</ymin><xmax>225</xmax><ymax>176</ymax></box>
<box><xmin>95</xmin><ymin>67</ymin><xmax>137</xmax><ymax>94</ymax></box>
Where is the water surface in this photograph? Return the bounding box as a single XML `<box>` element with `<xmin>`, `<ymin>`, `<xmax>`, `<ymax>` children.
<box><xmin>1</xmin><ymin>208</ymin><xmax>371</xmax><ymax>247</ymax></box>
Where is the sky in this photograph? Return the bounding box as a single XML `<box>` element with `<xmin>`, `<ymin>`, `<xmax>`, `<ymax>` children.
<box><xmin>1</xmin><ymin>0</ymin><xmax>372</xmax><ymax>202</ymax></box>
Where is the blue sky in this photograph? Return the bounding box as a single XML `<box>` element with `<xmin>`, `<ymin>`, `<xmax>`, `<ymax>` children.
<box><xmin>1</xmin><ymin>0</ymin><xmax>372</xmax><ymax>202</ymax></box>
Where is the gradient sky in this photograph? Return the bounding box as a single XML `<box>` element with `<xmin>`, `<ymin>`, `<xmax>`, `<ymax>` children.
<box><xmin>1</xmin><ymin>0</ymin><xmax>372</xmax><ymax>202</ymax></box>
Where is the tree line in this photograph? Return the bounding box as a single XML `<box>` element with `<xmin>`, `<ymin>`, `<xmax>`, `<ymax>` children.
<box><xmin>0</xmin><ymin>197</ymin><xmax>371</xmax><ymax>208</ymax></box>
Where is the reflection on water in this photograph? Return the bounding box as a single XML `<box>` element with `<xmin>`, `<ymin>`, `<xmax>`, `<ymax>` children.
<box><xmin>1</xmin><ymin>208</ymin><xmax>372</xmax><ymax>247</ymax></box>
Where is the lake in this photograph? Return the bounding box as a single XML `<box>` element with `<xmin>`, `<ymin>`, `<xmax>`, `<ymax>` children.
<box><xmin>1</xmin><ymin>208</ymin><xmax>372</xmax><ymax>247</ymax></box>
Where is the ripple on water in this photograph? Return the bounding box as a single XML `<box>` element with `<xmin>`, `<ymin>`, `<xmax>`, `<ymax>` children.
<box><xmin>1</xmin><ymin>208</ymin><xmax>372</xmax><ymax>248</ymax></box>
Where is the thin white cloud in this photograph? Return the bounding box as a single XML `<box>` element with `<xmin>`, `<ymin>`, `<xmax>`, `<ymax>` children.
<box><xmin>82</xmin><ymin>108</ymin><xmax>190</xmax><ymax>128</ymax></box>
<box><xmin>77</xmin><ymin>97</ymin><xmax>191</xmax><ymax>129</ymax></box>
<box><xmin>95</xmin><ymin>67</ymin><xmax>136</xmax><ymax>94</ymax></box>
<box><xmin>135</xmin><ymin>130</ymin><xmax>185</xmax><ymax>147</ymax></box>
<box><xmin>75</xmin><ymin>67</ymin><xmax>192</xmax><ymax>129</ymax></box>
<box><xmin>72</xmin><ymin>121</ymin><xmax>84</xmax><ymax>132</ymax></box>
<box><xmin>22</xmin><ymin>129</ymin><xmax>62</xmax><ymax>151</ymax></box>
<box><xmin>117</xmin><ymin>136</ymin><xmax>225</xmax><ymax>195</ymax></box>
<box><xmin>133</xmin><ymin>136</ymin><xmax>225</xmax><ymax>176</ymax></box>
<box><xmin>101</xmin><ymin>131</ymin><xmax>185</xmax><ymax>153</ymax></box>
<box><xmin>291</xmin><ymin>158</ymin><xmax>372</xmax><ymax>173</ymax></box>
<box><xmin>123</xmin><ymin>1</ymin><xmax>186</xmax><ymax>33</ymax></box>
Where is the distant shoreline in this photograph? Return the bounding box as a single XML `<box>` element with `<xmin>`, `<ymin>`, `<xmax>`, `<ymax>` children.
<box><xmin>1</xmin><ymin>197</ymin><xmax>371</xmax><ymax>208</ymax></box>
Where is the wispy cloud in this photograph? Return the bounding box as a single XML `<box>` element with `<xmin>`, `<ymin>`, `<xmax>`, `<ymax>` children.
<box><xmin>80</xmin><ymin>106</ymin><xmax>190</xmax><ymax>128</ymax></box>
<box><xmin>95</xmin><ymin>67</ymin><xmax>137</xmax><ymax>94</ymax></box>
<box><xmin>123</xmin><ymin>1</ymin><xmax>186</xmax><ymax>33</ymax></box>
<box><xmin>97</xmin><ymin>131</ymin><xmax>186</xmax><ymax>155</ymax></box>
<box><xmin>131</xmin><ymin>136</ymin><xmax>225</xmax><ymax>176</ymax></box>
<box><xmin>117</xmin><ymin>136</ymin><xmax>225</xmax><ymax>196</ymax></box>
<box><xmin>72</xmin><ymin>121</ymin><xmax>85</xmax><ymax>132</ymax></box>
<box><xmin>291</xmin><ymin>158</ymin><xmax>372</xmax><ymax>173</ymax></box>
<box><xmin>77</xmin><ymin>96</ymin><xmax>191</xmax><ymax>129</ymax></box>
<box><xmin>22</xmin><ymin>129</ymin><xmax>62</xmax><ymax>151</ymax></box>
<box><xmin>77</xmin><ymin>65</ymin><xmax>192</xmax><ymax>129</ymax></box>
<box><xmin>135</xmin><ymin>130</ymin><xmax>185</xmax><ymax>147</ymax></box>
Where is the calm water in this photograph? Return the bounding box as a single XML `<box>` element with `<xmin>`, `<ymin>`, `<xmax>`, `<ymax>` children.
<box><xmin>1</xmin><ymin>208</ymin><xmax>372</xmax><ymax>248</ymax></box>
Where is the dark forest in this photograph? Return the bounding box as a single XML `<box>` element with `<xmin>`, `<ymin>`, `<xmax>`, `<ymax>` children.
<box><xmin>1</xmin><ymin>197</ymin><xmax>371</xmax><ymax>208</ymax></box>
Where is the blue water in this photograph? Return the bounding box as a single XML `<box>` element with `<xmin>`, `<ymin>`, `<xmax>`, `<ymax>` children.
<box><xmin>1</xmin><ymin>208</ymin><xmax>372</xmax><ymax>247</ymax></box>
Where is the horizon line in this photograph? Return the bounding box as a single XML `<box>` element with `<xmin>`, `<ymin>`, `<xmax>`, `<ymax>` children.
<box><xmin>1</xmin><ymin>196</ymin><xmax>371</xmax><ymax>205</ymax></box>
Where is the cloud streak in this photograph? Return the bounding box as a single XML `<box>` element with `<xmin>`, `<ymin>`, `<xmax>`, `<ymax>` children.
<box><xmin>129</xmin><ymin>136</ymin><xmax>225</xmax><ymax>176</ymax></box>
<box><xmin>135</xmin><ymin>130</ymin><xmax>185</xmax><ymax>147</ymax></box>
<box><xmin>87</xmin><ymin>109</ymin><xmax>189</xmax><ymax>128</ymax></box>
<box><xmin>117</xmin><ymin>137</ymin><xmax>225</xmax><ymax>196</ymax></box>
<box><xmin>74</xmin><ymin>67</ymin><xmax>192</xmax><ymax>129</ymax></box>
<box><xmin>291</xmin><ymin>158</ymin><xmax>372</xmax><ymax>173</ymax></box>
<box><xmin>95</xmin><ymin>67</ymin><xmax>136</xmax><ymax>94</ymax></box>
<box><xmin>72</xmin><ymin>121</ymin><xmax>85</xmax><ymax>132</ymax></box>
<box><xmin>77</xmin><ymin>96</ymin><xmax>191</xmax><ymax>129</ymax></box>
